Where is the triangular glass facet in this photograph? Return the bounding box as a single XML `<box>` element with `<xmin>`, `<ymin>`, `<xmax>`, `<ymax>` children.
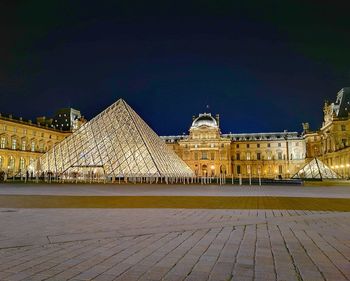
<box><xmin>39</xmin><ymin>99</ymin><xmax>194</xmax><ymax>178</ymax></box>
<box><xmin>292</xmin><ymin>158</ymin><xmax>340</xmax><ymax>179</ymax></box>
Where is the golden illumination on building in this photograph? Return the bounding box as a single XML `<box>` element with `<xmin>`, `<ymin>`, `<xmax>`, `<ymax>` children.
<box><xmin>303</xmin><ymin>88</ymin><xmax>350</xmax><ymax>178</ymax></box>
<box><xmin>164</xmin><ymin>114</ymin><xmax>306</xmax><ymax>179</ymax></box>
<box><xmin>0</xmin><ymin>113</ymin><xmax>69</xmax><ymax>177</ymax></box>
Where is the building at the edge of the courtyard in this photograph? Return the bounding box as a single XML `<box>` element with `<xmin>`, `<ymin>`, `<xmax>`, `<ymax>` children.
<box><xmin>1</xmin><ymin>88</ymin><xmax>350</xmax><ymax>179</ymax></box>
<box><xmin>303</xmin><ymin>87</ymin><xmax>350</xmax><ymax>178</ymax></box>
<box><xmin>162</xmin><ymin>114</ymin><xmax>306</xmax><ymax>179</ymax></box>
<box><xmin>0</xmin><ymin>110</ymin><xmax>76</xmax><ymax>176</ymax></box>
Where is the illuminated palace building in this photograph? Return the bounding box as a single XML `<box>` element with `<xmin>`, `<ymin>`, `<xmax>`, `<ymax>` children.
<box><xmin>0</xmin><ymin>88</ymin><xmax>350</xmax><ymax>179</ymax></box>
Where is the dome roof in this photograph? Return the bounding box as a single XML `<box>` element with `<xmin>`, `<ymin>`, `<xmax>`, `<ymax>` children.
<box><xmin>191</xmin><ymin>113</ymin><xmax>218</xmax><ymax>128</ymax></box>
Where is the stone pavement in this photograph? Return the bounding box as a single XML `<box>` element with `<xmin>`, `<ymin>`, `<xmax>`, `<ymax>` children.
<box><xmin>0</xmin><ymin>208</ymin><xmax>349</xmax><ymax>281</ymax></box>
<box><xmin>1</xmin><ymin>183</ymin><xmax>350</xmax><ymax>198</ymax></box>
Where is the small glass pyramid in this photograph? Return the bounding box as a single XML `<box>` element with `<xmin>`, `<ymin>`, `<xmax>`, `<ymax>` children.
<box><xmin>292</xmin><ymin>158</ymin><xmax>340</xmax><ymax>180</ymax></box>
<box><xmin>38</xmin><ymin>99</ymin><xmax>194</xmax><ymax>178</ymax></box>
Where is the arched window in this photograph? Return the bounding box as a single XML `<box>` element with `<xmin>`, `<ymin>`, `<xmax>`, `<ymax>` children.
<box><xmin>31</xmin><ymin>141</ymin><xmax>35</xmax><ymax>152</ymax></box>
<box><xmin>11</xmin><ymin>138</ymin><xmax>17</xmax><ymax>150</ymax></box>
<box><xmin>21</xmin><ymin>139</ymin><xmax>26</xmax><ymax>151</ymax></box>
<box><xmin>8</xmin><ymin>156</ymin><xmax>15</xmax><ymax>169</ymax></box>
<box><xmin>20</xmin><ymin>157</ymin><xmax>25</xmax><ymax>171</ymax></box>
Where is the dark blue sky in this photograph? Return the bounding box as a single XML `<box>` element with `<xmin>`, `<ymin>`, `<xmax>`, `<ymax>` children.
<box><xmin>1</xmin><ymin>1</ymin><xmax>350</xmax><ymax>135</ymax></box>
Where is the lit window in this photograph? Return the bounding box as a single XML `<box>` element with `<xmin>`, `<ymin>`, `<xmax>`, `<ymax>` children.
<box><xmin>8</xmin><ymin>156</ymin><xmax>14</xmax><ymax>169</ymax></box>
<box><xmin>0</xmin><ymin>156</ymin><xmax>2</xmax><ymax>168</ymax></box>
<box><xmin>20</xmin><ymin>157</ymin><xmax>25</xmax><ymax>171</ymax></box>
<box><xmin>246</xmin><ymin>152</ymin><xmax>251</xmax><ymax>160</ymax></box>
<box><xmin>0</xmin><ymin>137</ymin><xmax>5</xmax><ymax>149</ymax></box>
<box><xmin>21</xmin><ymin>140</ymin><xmax>26</xmax><ymax>151</ymax></box>
<box><xmin>12</xmin><ymin>139</ymin><xmax>17</xmax><ymax>150</ymax></box>
<box><xmin>31</xmin><ymin>141</ymin><xmax>35</xmax><ymax>152</ymax></box>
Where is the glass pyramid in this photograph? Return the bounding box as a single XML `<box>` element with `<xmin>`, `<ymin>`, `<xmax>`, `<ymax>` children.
<box><xmin>292</xmin><ymin>158</ymin><xmax>340</xmax><ymax>180</ymax></box>
<box><xmin>38</xmin><ymin>99</ymin><xmax>194</xmax><ymax>178</ymax></box>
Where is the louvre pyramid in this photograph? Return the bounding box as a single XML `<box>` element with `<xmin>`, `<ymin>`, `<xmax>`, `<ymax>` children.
<box><xmin>292</xmin><ymin>158</ymin><xmax>340</xmax><ymax>180</ymax></box>
<box><xmin>38</xmin><ymin>99</ymin><xmax>194</xmax><ymax>177</ymax></box>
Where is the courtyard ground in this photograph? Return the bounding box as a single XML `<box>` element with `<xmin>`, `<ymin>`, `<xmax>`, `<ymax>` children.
<box><xmin>0</xmin><ymin>184</ymin><xmax>349</xmax><ymax>281</ymax></box>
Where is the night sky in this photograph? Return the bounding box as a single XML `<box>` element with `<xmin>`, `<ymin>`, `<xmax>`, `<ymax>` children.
<box><xmin>1</xmin><ymin>1</ymin><xmax>350</xmax><ymax>135</ymax></box>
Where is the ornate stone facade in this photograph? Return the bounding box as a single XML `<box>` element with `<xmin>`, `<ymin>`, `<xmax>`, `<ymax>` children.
<box><xmin>163</xmin><ymin>114</ymin><xmax>306</xmax><ymax>179</ymax></box>
<box><xmin>0</xmin><ymin>114</ymin><xmax>70</xmax><ymax>176</ymax></box>
<box><xmin>304</xmin><ymin>88</ymin><xmax>350</xmax><ymax>178</ymax></box>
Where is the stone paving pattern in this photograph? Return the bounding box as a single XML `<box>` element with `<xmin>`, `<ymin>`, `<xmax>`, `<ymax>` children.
<box><xmin>1</xmin><ymin>184</ymin><xmax>350</xmax><ymax>198</ymax></box>
<box><xmin>0</xmin><ymin>208</ymin><xmax>349</xmax><ymax>281</ymax></box>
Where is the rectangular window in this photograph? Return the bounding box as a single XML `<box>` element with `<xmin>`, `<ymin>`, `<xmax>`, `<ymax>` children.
<box><xmin>278</xmin><ymin>152</ymin><xmax>283</xmax><ymax>160</ymax></box>
<box><xmin>31</xmin><ymin>141</ymin><xmax>35</xmax><ymax>152</ymax></box>
<box><xmin>21</xmin><ymin>140</ymin><xmax>26</xmax><ymax>151</ymax></box>
<box><xmin>210</xmin><ymin>152</ymin><xmax>215</xmax><ymax>160</ymax></box>
<box><xmin>0</xmin><ymin>137</ymin><xmax>5</xmax><ymax>149</ymax></box>
<box><xmin>246</xmin><ymin>152</ymin><xmax>251</xmax><ymax>160</ymax></box>
<box><xmin>341</xmin><ymin>124</ymin><xmax>346</xmax><ymax>131</ymax></box>
<box><xmin>268</xmin><ymin>143</ymin><xmax>271</xmax><ymax>147</ymax></box>
<box><xmin>236</xmin><ymin>153</ymin><xmax>240</xmax><ymax>160</ymax></box>
<box><xmin>257</xmin><ymin>152</ymin><xmax>261</xmax><ymax>160</ymax></box>
<box><xmin>278</xmin><ymin>143</ymin><xmax>281</xmax><ymax>147</ymax></box>
<box><xmin>236</xmin><ymin>144</ymin><xmax>239</xmax><ymax>148</ymax></box>
<box><xmin>202</xmin><ymin>151</ymin><xmax>207</xmax><ymax>160</ymax></box>
<box><xmin>20</xmin><ymin>157</ymin><xmax>25</xmax><ymax>171</ymax></box>
<box><xmin>279</xmin><ymin>165</ymin><xmax>283</xmax><ymax>174</ymax></box>
<box><xmin>194</xmin><ymin>152</ymin><xmax>198</xmax><ymax>160</ymax></box>
<box><xmin>246</xmin><ymin>144</ymin><xmax>250</xmax><ymax>148</ymax></box>
<box><xmin>257</xmin><ymin>143</ymin><xmax>260</xmax><ymax>148</ymax></box>
<box><xmin>236</xmin><ymin>165</ymin><xmax>241</xmax><ymax>174</ymax></box>
<box><xmin>342</xmin><ymin>139</ymin><xmax>347</xmax><ymax>147</ymax></box>
<box><xmin>12</xmin><ymin>139</ymin><xmax>16</xmax><ymax>150</ymax></box>
<box><xmin>267</xmin><ymin>152</ymin><xmax>272</xmax><ymax>160</ymax></box>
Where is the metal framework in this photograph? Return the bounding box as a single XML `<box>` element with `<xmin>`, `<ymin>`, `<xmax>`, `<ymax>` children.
<box><xmin>37</xmin><ymin>99</ymin><xmax>194</xmax><ymax>180</ymax></box>
<box><xmin>292</xmin><ymin>158</ymin><xmax>340</xmax><ymax>180</ymax></box>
